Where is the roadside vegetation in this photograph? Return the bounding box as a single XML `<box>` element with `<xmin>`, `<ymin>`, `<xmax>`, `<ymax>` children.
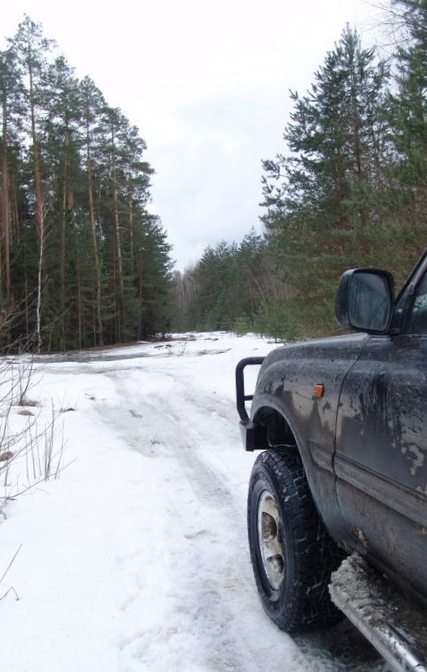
<box><xmin>0</xmin><ymin>17</ymin><xmax>173</xmax><ymax>354</ymax></box>
<box><xmin>0</xmin><ymin>355</ymin><xmax>65</xmax><ymax>509</ymax></box>
<box><xmin>172</xmin><ymin>0</ymin><xmax>427</xmax><ymax>340</ymax></box>
<box><xmin>1</xmin><ymin>2</ymin><xmax>426</xmax><ymax>352</ymax></box>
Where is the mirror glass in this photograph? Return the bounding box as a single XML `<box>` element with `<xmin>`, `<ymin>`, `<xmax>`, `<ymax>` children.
<box><xmin>349</xmin><ymin>272</ymin><xmax>390</xmax><ymax>331</ymax></box>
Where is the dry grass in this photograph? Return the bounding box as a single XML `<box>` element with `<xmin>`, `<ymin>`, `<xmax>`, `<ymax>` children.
<box><xmin>0</xmin><ymin>358</ymin><xmax>66</xmax><ymax>505</ymax></box>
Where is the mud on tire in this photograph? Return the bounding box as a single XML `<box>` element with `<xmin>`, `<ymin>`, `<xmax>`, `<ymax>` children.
<box><xmin>247</xmin><ymin>449</ymin><xmax>343</xmax><ymax>632</ymax></box>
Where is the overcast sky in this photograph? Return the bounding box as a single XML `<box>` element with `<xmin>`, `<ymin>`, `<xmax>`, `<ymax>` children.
<box><xmin>2</xmin><ymin>0</ymin><xmax>385</xmax><ymax>271</ymax></box>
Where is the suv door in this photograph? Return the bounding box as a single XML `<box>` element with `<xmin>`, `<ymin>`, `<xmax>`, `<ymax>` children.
<box><xmin>334</xmin><ymin>263</ymin><xmax>427</xmax><ymax>603</ymax></box>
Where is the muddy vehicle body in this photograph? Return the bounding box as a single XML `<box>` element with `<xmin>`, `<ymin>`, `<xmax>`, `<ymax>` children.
<box><xmin>236</xmin><ymin>251</ymin><xmax>427</xmax><ymax>672</ymax></box>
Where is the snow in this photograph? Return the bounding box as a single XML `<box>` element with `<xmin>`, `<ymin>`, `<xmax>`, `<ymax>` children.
<box><xmin>0</xmin><ymin>332</ymin><xmax>388</xmax><ymax>671</ymax></box>
<box><xmin>0</xmin><ymin>333</ymin><xmax>302</xmax><ymax>671</ymax></box>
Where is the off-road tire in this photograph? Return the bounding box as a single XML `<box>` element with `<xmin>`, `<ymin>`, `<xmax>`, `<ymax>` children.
<box><xmin>247</xmin><ymin>449</ymin><xmax>343</xmax><ymax>632</ymax></box>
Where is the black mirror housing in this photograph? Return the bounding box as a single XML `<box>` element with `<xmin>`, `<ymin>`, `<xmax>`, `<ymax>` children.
<box><xmin>335</xmin><ymin>269</ymin><xmax>394</xmax><ymax>333</ymax></box>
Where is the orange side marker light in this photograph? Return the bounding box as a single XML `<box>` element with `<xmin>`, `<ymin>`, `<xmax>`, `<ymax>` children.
<box><xmin>313</xmin><ymin>383</ymin><xmax>325</xmax><ymax>398</ymax></box>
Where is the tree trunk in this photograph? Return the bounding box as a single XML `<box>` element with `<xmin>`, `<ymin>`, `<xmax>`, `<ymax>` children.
<box><xmin>86</xmin><ymin>125</ymin><xmax>104</xmax><ymax>345</ymax></box>
<box><xmin>28</xmin><ymin>59</ymin><xmax>44</xmax><ymax>352</ymax></box>
<box><xmin>1</xmin><ymin>104</ymin><xmax>10</xmax><ymax>301</ymax></box>
<box><xmin>111</xmin><ymin>148</ymin><xmax>124</xmax><ymax>294</ymax></box>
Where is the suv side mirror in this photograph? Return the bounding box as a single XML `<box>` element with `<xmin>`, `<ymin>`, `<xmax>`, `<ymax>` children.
<box><xmin>335</xmin><ymin>269</ymin><xmax>394</xmax><ymax>333</ymax></box>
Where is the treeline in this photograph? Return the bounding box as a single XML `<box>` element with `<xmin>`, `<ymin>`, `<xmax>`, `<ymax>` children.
<box><xmin>173</xmin><ymin>1</ymin><xmax>427</xmax><ymax>339</ymax></box>
<box><xmin>172</xmin><ymin>229</ymin><xmax>288</xmax><ymax>337</ymax></box>
<box><xmin>0</xmin><ymin>16</ymin><xmax>172</xmax><ymax>353</ymax></box>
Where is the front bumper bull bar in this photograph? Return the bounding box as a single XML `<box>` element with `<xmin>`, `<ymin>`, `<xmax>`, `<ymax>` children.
<box><xmin>235</xmin><ymin>357</ymin><xmax>264</xmax><ymax>451</ymax></box>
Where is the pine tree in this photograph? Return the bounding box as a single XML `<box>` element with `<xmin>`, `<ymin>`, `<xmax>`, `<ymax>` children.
<box><xmin>41</xmin><ymin>55</ymin><xmax>86</xmax><ymax>349</ymax></box>
<box><xmin>136</xmin><ymin>216</ymin><xmax>173</xmax><ymax>339</ymax></box>
<box><xmin>0</xmin><ymin>46</ymin><xmax>26</xmax><ymax>309</ymax></box>
<box><xmin>80</xmin><ymin>77</ymin><xmax>107</xmax><ymax>346</ymax></box>
<box><xmin>261</xmin><ymin>27</ymin><xmax>390</xmax><ymax>336</ymax></box>
<box><xmin>0</xmin><ymin>17</ymin><xmax>173</xmax><ymax>352</ymax></box>
<box><xmin>174</xmin><ymin>233</ymin><xmax>269</xmax><ymax>334</ymax></box>
<box><xmin>385</xmin><ymin>0</ymin><xmax>427</xmax><ymax>277</ymax></box>
<box><xmin>9</xmin><ymin>16</ymin><xmax>56</xmax><ymax>351</ymax></box>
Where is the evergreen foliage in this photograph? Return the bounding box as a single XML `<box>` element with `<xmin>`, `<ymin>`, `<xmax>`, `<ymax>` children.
<box><xmin>174</xmin><ymin>14</ymin><xmax>427</xmax><ymax>340</ymax></box>
<box><xmin>172</xmin><ymin>229</ymin><xmax>276</xmax><ymax>335</ymax></box>
<box><xmin>260</xmin><ymin>27</ymin><xmax>393</xmax><ymax>337</ymax></box>
<box><xmin>384</xmin><ymin>0</ymin><xmax>427</xmax><ymax>279</ymax></box>
<box><xmin>0</xmin><ymin>16</ymin><xmax>172</xmax><ymax>352</ymax></box>
<box><xmin>5</xmin><ymin>13</ymin><xmax>427</xmax><ymax>346</ymax></box>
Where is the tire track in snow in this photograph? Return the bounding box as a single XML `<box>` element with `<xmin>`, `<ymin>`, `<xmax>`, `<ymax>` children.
<box><xmin>90</xmin><ymin>367</ymin><xmax>310</xmax><ymax>671</ymax></box>
<box><xmin>89</xmin><ymin>362</ymin><xmax>389</xmax><ymax>672</ymax></box>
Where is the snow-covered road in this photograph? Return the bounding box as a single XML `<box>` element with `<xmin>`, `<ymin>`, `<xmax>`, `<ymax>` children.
<box><xmin>0</xmin><ymin>333</ymin><xmax>389</xmax><ymax>671</ymax></box>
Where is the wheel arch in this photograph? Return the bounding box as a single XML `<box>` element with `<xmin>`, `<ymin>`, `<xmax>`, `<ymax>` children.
<box><xmin>252</xmin><ymin>402</ymin><xmax>303</xmax><ymax>455</ymax></box>
<box><xmin>252</xmin><ymin>402</ymin><xmax>346</xmax><ymax>546</ymax></box>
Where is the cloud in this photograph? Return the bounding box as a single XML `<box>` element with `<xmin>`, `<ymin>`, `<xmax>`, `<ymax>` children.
<box><xmin>147</xmin><ymin>87</ymin><xmax>291</xmax><ymax>270</ymax></box>
<box><xmin>2</xmin><ymin>0</ymin><xmax>385</xmax><ymax>270</ymax></box>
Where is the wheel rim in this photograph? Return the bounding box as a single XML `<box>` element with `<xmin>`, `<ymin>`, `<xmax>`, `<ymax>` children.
<box><xmin>257</xmin><ymin>490</ymin><xmax>285</xmax><ymax>591</ymax></box>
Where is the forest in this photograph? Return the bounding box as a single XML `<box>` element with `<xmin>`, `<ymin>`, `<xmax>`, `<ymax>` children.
<box><xmin>173</xmin><ymin>0</ymin><xmax>427</xmax><ymax>339</ymax></box>
<box><xmin>2</xmin><ymin>1</ymin><xmax>427</xmax><ymax>352</ymax></box>
<box><xmin>0</xmin><ymin>16</ymin><xmax>172</xmax><ymax>352</ymax></box>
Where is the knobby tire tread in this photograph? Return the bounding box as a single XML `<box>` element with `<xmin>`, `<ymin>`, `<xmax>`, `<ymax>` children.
<box><xmin>248</xmin><ymin>449</ymin><xmax>343</xmax><ymax>632</ymax></box>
